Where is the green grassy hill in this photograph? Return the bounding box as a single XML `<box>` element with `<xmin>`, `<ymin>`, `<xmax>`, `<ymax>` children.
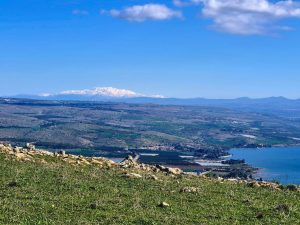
<box><xmin>1</xmin><ymin>145</ymin><xmax>300</xmax><ymax>225</ymax></box>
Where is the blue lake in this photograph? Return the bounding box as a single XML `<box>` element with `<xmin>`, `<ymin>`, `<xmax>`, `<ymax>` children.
<box><xmin>230</xmin><ymin>147</ymin><xmax>300</xmax><ymax>184</ymax></box>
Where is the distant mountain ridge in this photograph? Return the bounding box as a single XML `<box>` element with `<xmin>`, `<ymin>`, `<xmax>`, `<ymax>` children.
<box><xmin>5</xmin><ymin>87</ymin><xmax>300</xmax><ymax>119</ymax></box>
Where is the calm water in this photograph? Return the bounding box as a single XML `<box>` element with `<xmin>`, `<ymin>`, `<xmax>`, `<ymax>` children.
<box><xmin>230</xmin><ymin>147</ymin><xmax>300</xmax><ymax>184</ymax></box>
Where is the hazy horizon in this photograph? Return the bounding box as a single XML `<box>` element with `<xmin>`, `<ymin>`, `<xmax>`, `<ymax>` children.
<box><xmin>1</xmin><ymin>86</ymin><xmax>300</xmax><ymax>100</ymax></box>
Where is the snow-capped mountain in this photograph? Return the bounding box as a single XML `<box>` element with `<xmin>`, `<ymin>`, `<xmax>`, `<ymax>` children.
<box><xmin>33</xmin><ymin>87</ymin><xmax>165</xmax><ymax>100</ymax></box>
<box><xmin>59</xmin><ymin>87</ymin><xmax>144</xmax><ymax>98</ymax></box>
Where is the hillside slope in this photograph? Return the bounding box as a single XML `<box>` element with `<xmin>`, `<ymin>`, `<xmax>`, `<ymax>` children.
<box><xmin>0</xmin><ymin>144</ymin><xmax>300</xmax><ymax>224</ymax></box>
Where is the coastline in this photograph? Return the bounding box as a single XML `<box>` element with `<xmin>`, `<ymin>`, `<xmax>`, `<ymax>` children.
<box><xmin>229</xmin><ymin>146</ymin><xmax>300</xmax><ymax>185</ymax></box>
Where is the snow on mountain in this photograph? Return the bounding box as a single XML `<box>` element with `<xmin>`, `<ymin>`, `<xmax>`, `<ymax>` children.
<box><xmin>47</xmin><ymin>87</ymin><xmax>165</xmax><ymax>99</ymax></box>
<box><xmin>38</xmin><ymin>93</ymin><xmax>52</xmax><ymax>97</ymax></box>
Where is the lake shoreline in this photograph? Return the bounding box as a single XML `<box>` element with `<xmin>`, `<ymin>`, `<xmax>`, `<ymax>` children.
<box><xmin>230</xmin><ymin>146</ymin><xmax>300</xmax><ymax>185</ymax></box>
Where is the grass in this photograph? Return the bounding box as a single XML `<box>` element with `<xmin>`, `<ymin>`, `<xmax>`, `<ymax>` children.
<box><xmin>0</xmin><ymin>153</ymin><xmax>300</xmax><ymax>225</ymax></box>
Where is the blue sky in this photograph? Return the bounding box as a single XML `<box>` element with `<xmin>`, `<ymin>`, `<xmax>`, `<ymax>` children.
<box><xmin>1</xmin><ymin>0</ymin><xmax>300</xmax><ymax>98</ymax></box>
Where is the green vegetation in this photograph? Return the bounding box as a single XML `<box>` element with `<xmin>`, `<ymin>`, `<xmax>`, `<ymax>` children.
<box><xmin>1</xmin><ymin>152</ymin><xmax>300</xmax><ymax>225</ymax></box>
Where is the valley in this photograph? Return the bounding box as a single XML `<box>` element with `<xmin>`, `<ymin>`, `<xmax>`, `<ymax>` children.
<box><xmin>1</xmin><ymin>98</ymin><xmax>300</xmax><ymax>159</ymax></box>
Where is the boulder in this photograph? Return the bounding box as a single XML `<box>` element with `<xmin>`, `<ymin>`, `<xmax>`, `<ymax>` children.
<box><xmin>166</xmin><ymin>167</ymin><xmax>182</xmax><ymax>175</ymax></box>
<box><xmin>156</xmin><ymin>165</ymin><xmax>182</xmax><ymax>175</ymax></box>
<box><xmin>248</xmin><ymin>182</ymin><xmax>261</xmax><ymax>188</ymax></box>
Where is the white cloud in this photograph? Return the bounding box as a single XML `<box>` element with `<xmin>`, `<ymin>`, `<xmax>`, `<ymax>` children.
<box><xmin>101</xmin><ymin>4</ymin><xmax>182</xmax><ymax>22</ymax></box>
<box><xmin>175</xmin><ymin>0</ymin><xmax>300</xmax><ymax>35</ymax></box>
<box><xmin>72</xmin><ymin>9</ymin><xmax>89</xmax><ymax>16</ymax></box>
<box><xmin>173</xmin><ymin>0</ymin><xmax>202</xmax><ymax>7</ymax></box>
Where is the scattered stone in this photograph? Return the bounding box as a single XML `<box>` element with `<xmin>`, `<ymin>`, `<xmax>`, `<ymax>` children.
<box><xmin>256</xmin><ymin>212</ymin><xmax>264</xmax><ymax>219</ymax></box>
<box><xmin>275</xmin><ymin>204</ymin><xmax>290</xmax><ymax>213</ymax></box>
<box><xmin>156</xmin><ymin>165</ymin><xmax>182</xmax><ymax>175</ymax></box>
<box><xmin>242</xmin><ymin>199</ymin><xmax>252</xmax><ymax>205</ymax></box>
<box><xmin>217</xmin><ymin>177</ymin><xmax>224</xmax><ymax>182</ymax></box>
<box><xmin>124</xmin><ymin>173</ymin><xmax>143</xmax><ymax>179</ymax></box>
<box><xmin>40</xmin><ymin>159</ymin><xmax>47</xmax><ymax>164</ymax></box>
<box><xmin>90</xmin><ymin>203</ymin><xmax>98</xmax><ymax>209</ymax></box>
<box><xmin>227</xmin><ymin>178</ymin><xmax>239</xmax><ymax>182</ymax></box>
<box><xmin>180</xmin><ymin>187</ymin><xmax>200</xmax><ymax>193</ymax></box>
<box><xmin>158</xmin><ymin>202</ymin><xmax>170</xmax><ymax>208</ymax></box>
<box><xmin>120</xmin><ymin>155</ymin><xmax>138</xmax><ymax>168</ymax></box>
<box><xmin>246</xmin><ymin>181</ymin><xmax>282</xmax><ymax>190</ymax></box>
<box><xmin>104</xmin><ymin>160</ymin><xmax>115</xmax><ymax>168</ymax></box>
<box><xmin>248</xmin><ymin>182</ymin><xmax>261</xmax><ymax>188</ymax></box>
<box><xmin>78</xmin><ymin>158</ymin><xmax>91</xmax><ymax>165</ymax></box>
<box><xmin>64</xmin><ymin>159</ymin><xmax>77</xmax><ymax>165</ymax></box>
<box><xmin>1</xmin><ymin>143</ymin><xmax>299</xmax><ymax>195</ymax></box>
<box><xmin>150</xmin><ymin>175</ymin><xmax>159</xmax><ymax>181</ymax></box>
<box><xmin>156</xmin><ymin>165</ymin><xmax>166</xmax><ymax>171</ymax></box>
<box><xmin>25</xmin><ymin>143</ymin><xmax>36</xmax><ymax>150</ymax></box>
<box><xmin>15</xmin><ymin>152</ymin><xmax>33</xmax><ymax>161</ymax></box>
<box><xmin>8</xmin><ymin>181</ymin><xmax>18</xmax><ymax>188</ymax></box>
<box><xmin>167</xmin><ymin>167</ymin><xmax>182</xmax><ymax>175</ymax></box>
<box><xmin>13</xmin><ymin>147</ymin><xmax>23</xmax><ymax>153</ymax></box>
<box><xmin>40</xmin><ymin>150</ymin><xmax>54</xmax><ymax>156</ymax></box>
<box><xmin>58</xmin><ymin>150</ymin><xmax>66</xmax><ymax>156</ymax></box>
<box><xmin>91</xmin><ymin>158</ymin><xmax>103</xmax><ymax>165</ymax></box>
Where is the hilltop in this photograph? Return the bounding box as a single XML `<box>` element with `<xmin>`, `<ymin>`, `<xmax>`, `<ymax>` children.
<box><xmin>1</xmin><ymin>143</ymin><xmax>300</xmax><ymax>224</ymax></box>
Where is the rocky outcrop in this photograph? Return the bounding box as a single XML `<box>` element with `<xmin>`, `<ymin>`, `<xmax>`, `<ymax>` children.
<box><xmin>156</xmin><ymin>165</ymin><xmax>182</xmax><ymax>175</ymax></box>
<box><xmin>0</xmin><ymin>143</ymin><xmax>116</xmax><ymax>168</ymax></box>
<box><xmin>119</xmin><ymin>155</ymin><xmax>183</xmax><ymax>176</ymax></box>
<box><xmin>0</xmin><ymin>143</ymin><xmax>183</xmax><ymax>176</ymax></box>
<box><xmin>218</xmin><ymin>177</ymin><xmax>298</xmax><ymax>191</ymax></box>
<box><xmin>1</xmin><ymin>143</ymin><xmax>298</xmax><ymax>191</ymax></box>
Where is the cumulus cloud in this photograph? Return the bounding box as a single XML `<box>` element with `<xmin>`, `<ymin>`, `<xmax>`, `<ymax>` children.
<box><xmin>175</xmin><ymin>0</ymin><xmax>300</xmax><ymax>35</ymax></box>
<box><xmin>101</xmin><ymin>4</ymin><xmax>182</xmax><ymax>22</ymax></box>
